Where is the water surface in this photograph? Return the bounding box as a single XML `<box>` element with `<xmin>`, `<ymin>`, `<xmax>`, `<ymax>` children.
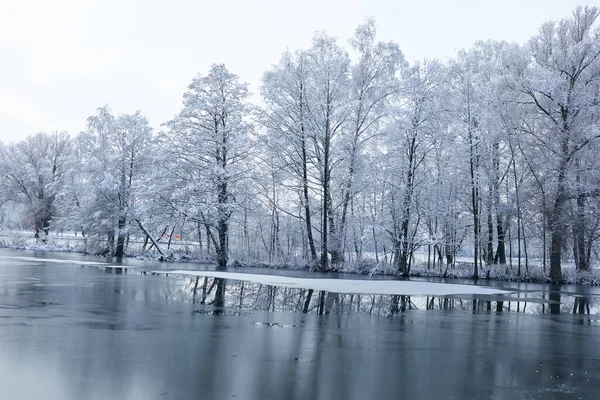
<box><xmin>0</xmin><ymin>249</ymin><xmax>599</xmax><ymax>399</ymax></box>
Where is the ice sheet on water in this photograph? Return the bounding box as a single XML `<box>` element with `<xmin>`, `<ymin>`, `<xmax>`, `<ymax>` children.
<box><xmin>154</xmin><ymin>270</ymin><xmax>514</xmax><ymax>296</ymax></box>
<box><xmin>0</xmin><ymin>256</ymin><xmax>107</xmax><ymax>266</ymax></box>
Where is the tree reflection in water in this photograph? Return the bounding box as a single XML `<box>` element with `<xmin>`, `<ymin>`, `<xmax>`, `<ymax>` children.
<box><xmin>171</xmin><ymin>275</ymin><xmax>599</xmax><ymax>316</ymax></box>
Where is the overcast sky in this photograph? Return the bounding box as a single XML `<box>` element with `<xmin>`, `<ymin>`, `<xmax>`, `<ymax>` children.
<box><xmin>0</xmin><ymin>0</ymin><xmax>595</xmax><ymax>142</ymax></box>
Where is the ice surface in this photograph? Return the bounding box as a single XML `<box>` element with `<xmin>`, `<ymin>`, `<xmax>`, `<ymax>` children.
<box><xmin>0</xmin><ymin>256</ymin><xmax>107</xmax><ymax>266</ymax></box>
<box><xmin>154</xmin><ymin>270</ymin><xmax>514</xmax><ymax>296</ymax></box>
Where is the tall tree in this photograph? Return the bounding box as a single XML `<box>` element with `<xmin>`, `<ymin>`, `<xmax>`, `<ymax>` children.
<box><xmin>335</xmin><ymin>18</ymin><xmax>404</xmax><ymax>264</ymax></box>
<box><xmin>517</xmin><ymin>6</ymin><xmax>600</xmax><ymax>280</ymax></box>
<box><xmin>386</xmin><ymin>60</ymin><xmax>445</xmax><ymax>275</ymax></box>
<box><xmin>167</xmin><ymin>64</ymin><xmax>253</xmax><ymax>269</ymax></box>
<box><xmin>306</xmin><ymin>33</ymin><xmax>351</xmax><ymax>270</ymax></box>
<box><xmin>77</xmin><ymin>106</ymin><xmax>154</xmax><ymax>257</ymax></box>
<box><xmin>261</xmin><ymin>50</ymin><xmax>319</xmax><ymax>262</ymax></box>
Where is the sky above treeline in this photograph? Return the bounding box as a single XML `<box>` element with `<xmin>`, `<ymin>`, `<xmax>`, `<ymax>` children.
<box><xmin>0</xmin><ymin>0</ymin><xmax>594</xmax><ymax>142</ymax></box>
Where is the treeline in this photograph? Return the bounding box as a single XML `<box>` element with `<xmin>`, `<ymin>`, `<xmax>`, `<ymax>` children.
<box><xmin>1</xmin><ymin>7</ymin><xmax>599</xmax><ymax>282</ymax></box>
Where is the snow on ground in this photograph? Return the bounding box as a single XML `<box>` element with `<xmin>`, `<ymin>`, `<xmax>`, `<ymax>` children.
<box><xmin>155</xmin><ymin>270</ymin><xmax>514</xmax><ymax>296</ymax></box>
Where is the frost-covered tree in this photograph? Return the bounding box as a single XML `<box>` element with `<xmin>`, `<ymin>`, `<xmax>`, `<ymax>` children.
<box><xmin>306</xmin><ymin>33</ymin><xmax>351</xmax><ymax>271</ymax></box>
<box><xmin>261</xmin><ymin>49</ymin><xmax>320</xmax><ymax>263</ymax></box>
<box><xmin>337</xmin><ymin>19</ymin><xmax>404</xmax><ymax>264</ymax></box>
<box><xmin>166</xmin><ymin>64</ymin><xmax>253</xmax><ymax>269</ymax></box>
<box><xmin>0</xmin><ymin>132</ymin><xmax>71</xmax><ymax>241</ymax></box>
<box><xmin>516</xmin><ymin>6</ymin><xmax>600</xmax><ymax>280</ymax></box>
<box><xmin>76</xmin><ymin>106</ymin><xmax>154</xmax><ymax>257</ymax></box>
<box><xmin>3</xmin><ymin>9</ymin><xmax>600</xmax><ymax>281</ymax></box>
<box><xmin>384</xmin><ymin>60</ymin><xmax>446</xmax><ymax>275</ymax></box>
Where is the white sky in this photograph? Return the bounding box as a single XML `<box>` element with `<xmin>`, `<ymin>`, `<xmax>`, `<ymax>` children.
<box><xmin>0</xmin><ymin>0</ymin><xmax>595</xmax><ymax>142</ymax></box>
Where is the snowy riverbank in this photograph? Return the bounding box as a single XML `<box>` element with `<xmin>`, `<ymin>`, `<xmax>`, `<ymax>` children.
<box><xmin>1</xmin><ymin>240</ymin><xmax>598</xmax><ymax>286</ymax></box>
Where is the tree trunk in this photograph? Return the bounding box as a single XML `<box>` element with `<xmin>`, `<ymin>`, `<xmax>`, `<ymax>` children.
<box><xmin>300</xmin><ymin>87</ymin><xmax>318</xmax><ymax>263</ymax></box>
<box><xmin>142</xmin><ymin>234</ymin><xmax>149</xmax><ymax>251</ymax></box>
<box><xmin>470</xmin><ymin>173</ymin><xmax>479</xmax><ymax>279</ymax></box>
<box><xmin>115</xmin><ymin>214</ymin><xmax>126</xmax><ymax>258</ymax></box>
<box><xmin>492</xmin><ymin>140</ymin><xmax>506</xmax><ymax>264</ymax></box>
<box><xmin>317</xmin><ymin>291</ymin><xmax>326</xmax><ymax>315</ymax></box>
<box><xmin>326</xmin><ymin>189</ymin><xmax>342</xmax><ymax>266</ymax></box>
<box><xmin>549</xmin><ymin>166</ymin><xmax>567</xmax><ymax>282</ymax></box>
<box><xmin>486</xmin><ymin>194</ymin><xmax>494</xmax><ymax>265</ymax></box>
<box><xmin>136</xmin><ymin>220</ymin><xmax>166</xmax><ymax>256</ymax></box>
<box><xmin>396</xmin><ymin>135</ymin><xmax>417</xmax><ymax>276</ymax></box>
<box><xmin>468</xmin><ymin>115</ymin><xmax>479</xmax><ymax>279</ymax></box>
<box><xmin>303</xmin><ymin>289</ymin><xmax>313</xmax><ymax>313</ymax></box>
<box><xmin>217</xmin><ymin>179</ymin><xmax>229</xmax><ymax>270</ymax></box>
<box><xmin>213</xmin><ymin>278</ymin><xmax>226</xmax><ymax>308</ymax></box>
<box><xmin>167</xmin><ymin>225</ymin><xmax>175</xmax><ymax>250</ymax></box>
<box><xmin>321</xmin><ymin>117</ymin><xmax>331</xmax><ymax>272</ymax></box>
<box><xmin>574</xmin><ymin>188</ymin><xmax>588</xmax><ymax>271</ymax></box>
<box><xmin>107</xmin><ymin>233</ymin><xmax>115</xmax><ymax>255</ymax></box>
<box><xmin>197</xmin><ymin>222</ymin><xmax>203</xmax><ymax>252</ymax></box>
<box><xmin>34</xmin><ymin>215</ymin><xmax>51</xmax><ymax>243</ymax></box>
<box><xmin>495</xmin><ymin>215</ymin><xmax>506</xmax><ymax>264</ymax></box>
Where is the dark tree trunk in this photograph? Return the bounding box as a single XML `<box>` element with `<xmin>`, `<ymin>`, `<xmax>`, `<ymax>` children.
<box><xmin>549</xmin><ymin>162</ymin><xmax>567</xmax><ymax>282</ymax></box>
<box><xmin>486</xmin><ymin>200</ymin><xmax>494</xmax><ymax>265</ymax></box>
<box><xmin>548</xmin><ymin>115</ymin><xmax>574</xmax><ymax>282</ymax></box>
<box><xmin>495</xmin><ymin>216</ymin><xmax>506</xmax><ymax>264</ymax></box>
<box><xmin>388</xmin><ymin>295</ymin><xmax>400</xmax><ymax>317</ymax></box>
<box><xmin>142</xmin><ymin>234</ymin><xmax>149</xmax><ymax>251</ymax></box>
<box><xmin>574</xmin><ymin>190</ymin><xmax>588</xmax><ymax>271</ymax></box>
<box><xmin>549</xmin><ymin>291</ymin><xmax>561</xmax><ymax>314</ymax></box>
<box><xmin>197</xmin><ymin>222</ymin><xmax>203</xmax><ymax>252</ymax></box>
<box><xmin>167</xmin><ymin>225</ymin><xmax>175</xmax><ymax>250</ymax></box>
<box><xmin>213</xmin><ymin>278</ymin><xmax>226</xmax><ymax>308</ymax></box>
<box><xmin>321</xmin><ymin>117</ymin><xmax>331</xmax><ymax>272</ymax></box>
<box><xmin>298</xmin><ymin>80</ymin><xmax>318</xmax><ymax>263</ymax></box>
<box><xmin>107</xmin><ymin>233</ymin><xmax>115</xmax><ymax>255</ymax></box>
<box><xmin>302</xmin><ymin>289</ymin><xmax>313</xmax><ymax>313</ymax></box>
<box><xmin>34</xmin><ymin>215</ymin><xmax>51</xmax><ymax>243</ymax></box>
<box><xmin>136</xmin><ymin>220</ymin><xmax>166</xmax><ymax>256</ymax></box>
<box><xmin>492</xmin><ymin>140</ymin><xmax>506</xmax><ymax>265</ymax></box>
<box><xmin>468</xmin><ymin>118</ymin><xmax>479</xmax><ymax>279</ymax></box>
<box><xmin>115</xmin><ymin>215</ymin><xmax>127</xmax><ymax>258</ymax></box>
<box><xmin>217</xmin><ymin>178</ymin><xmax>229</xmax><ymax>270</ymax></box>
<box><xmin>317</xmin><ymin>291</ymin><xmax>326</xmax><ymax>315</ymax></box>
<box><xmin>396</xmin><ymin>135</ymin><xmax>417</xmax><ymax>276</ymax></box>
<box><xmin>217</xmin><ymin>220</ymin><xmax>228</xmax><ymax>270</ymax></box>
<box><xmin>471</xmin><ymin>186</ymin><xmax>479</xmax><ymax>279</ymax></box>
<box><xmin>326</xmin><ymin>189</ymin><xmax>343</xmax><ymax>266</ymax></box>
<box><xmin>192</xmin><ymin>276</ymin><xmax>199</xmax><ymax>304</ymax></box>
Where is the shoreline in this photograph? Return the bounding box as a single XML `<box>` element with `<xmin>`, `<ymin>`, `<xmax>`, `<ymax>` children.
<box><xmin>1</xmin><ymin>242</ymin><xmax>598</xmax><ymax>286</ymax></box>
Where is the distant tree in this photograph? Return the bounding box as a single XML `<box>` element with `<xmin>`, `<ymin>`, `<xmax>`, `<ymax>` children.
<box><xmin>0</xmin><ymin>132</ymin><xmax>71</xmax><ymax>241</ymax></box>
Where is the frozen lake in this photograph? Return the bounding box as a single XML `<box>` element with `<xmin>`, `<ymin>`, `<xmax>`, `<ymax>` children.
<box><xmin>0</xmin><ymin>248</ymin><xmax>599</xmax><ymax>399</ymax></box>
